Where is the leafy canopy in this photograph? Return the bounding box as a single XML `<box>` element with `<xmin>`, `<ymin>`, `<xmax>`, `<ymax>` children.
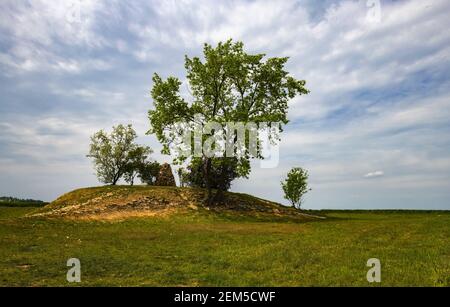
<box><xmin>123</xmin><ymin>145</ymin><xmax>153</xmax><ymax>186</ymax></box>
<box><xmin>281</xmin><ymin>167</ymin><xmax>311</xmax><ymax>209</ymax></box>
<box><xmin>182</xmin><ymin>157</ymin><xmax>240</xmax><ymax>191</ymax></box>
<box><xmin>138</xmin><ymin>161</ymin><xmax>161</xmax><ymax>186</ymax></box>
<box><xmin>87</xmin><ymin>124</ymin><xmax>145</xmax><ymax>185</ymax></box>
<box><xmin>148</xmin><ymin>39</ymin><xmax>309</xmax><ymax>163</ymax></box>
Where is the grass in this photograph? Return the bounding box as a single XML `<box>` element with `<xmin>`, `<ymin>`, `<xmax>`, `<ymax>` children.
<box><xmin>0</xmin><ymin>188</ymin><xmax>448</xmax><ymax>287</ymax></box>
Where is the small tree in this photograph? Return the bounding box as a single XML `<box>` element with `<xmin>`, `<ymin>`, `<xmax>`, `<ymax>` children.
<box><xmin>124</xmin><ymin>145</ymin><xmax>153</xmax><ymax>186</ymax></box>
<box><xmin>87</xmin><ymin>124</ymin><xmax>138</xmax><ymax>185</ymax></box>
<box><xmin>138</xmin><ymin>161</ymin><xmax>161</xmax><ymax>185</ymax></box>
<box><xmin>281</xmin><ymin>167</ymin><xmax>311</xmax><ymax>209</ymax></box>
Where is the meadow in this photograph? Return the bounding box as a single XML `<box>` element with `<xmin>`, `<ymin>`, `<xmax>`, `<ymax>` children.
<box><xmin>0</xmin><ymin>204</ymin><xmax>448</xmax><ymax>286</ymax></box>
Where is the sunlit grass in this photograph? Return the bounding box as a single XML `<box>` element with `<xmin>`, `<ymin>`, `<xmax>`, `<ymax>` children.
<box><xmin>0</xmin><ymin>206</ymin><xmax>448</xmax><ymax>286</ymax></box>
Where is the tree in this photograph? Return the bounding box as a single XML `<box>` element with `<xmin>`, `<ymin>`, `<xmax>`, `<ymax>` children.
<box><xmin>281</xmin><ymin>167</ymin><xmax>311</xmax><ymax>209</ymax></box>
<box><xmin>123</xmin><ymin>145</ymin><xmax>153</xmax><ymax>186</ymax></box>
<box><xmin>177</xmin><ymin>167</ymin><xmax>188</xmax><ymax>187</ymax></box>
<box><xmin>138</xmin><ymin>161</ymin><xmax>161</xmax><ymax>185</ymax></box>
<box><xmin>183</xmin><ymin>157</ymin><xmax>240</xmax><ymax>192</ymax></box>
<box><xmin>87</xmin><ymin>124</ymin><xmax>139</xmax><ymax>185</ymax></box>
<box><xmin>148</xmin><ymin>40</ymin><xmax>309</xmax><ymax>203</ymax></box>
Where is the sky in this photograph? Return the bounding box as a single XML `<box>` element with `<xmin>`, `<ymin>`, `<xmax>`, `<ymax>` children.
<box><xmin>0</xmin><ymin>0</ymin><xmax>449</xmax><ymax>209</ymax></box>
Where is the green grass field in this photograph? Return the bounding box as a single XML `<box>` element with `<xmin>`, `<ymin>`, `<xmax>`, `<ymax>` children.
<box><xmin>0</xmin><ymin>203</ymin><xmax>448</xmax><ymax>286</ymax></box>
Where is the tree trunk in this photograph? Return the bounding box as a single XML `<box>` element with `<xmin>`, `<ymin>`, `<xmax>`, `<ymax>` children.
<box><xmin>213</xmin><ymin>188</ymin><xmax>224</xmax><ymax>203</ymax></box>
<box><xmin>203</xmin><ymin>157</ymin><xmax>213</xmax><ymax>205</ymax></box>
<box><xmin>213</xmin><ymin>161</ymin><xmax>228</xmax><ymax>203</ymax></box>
<box><xmin>112</xmin><ymin>173</ymin><xmax>120</xmax><ymax>185</ymax></box>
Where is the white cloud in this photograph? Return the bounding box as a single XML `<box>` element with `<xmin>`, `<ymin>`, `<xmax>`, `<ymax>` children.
<box><xmin>0</xmin><ymin>0</ymin><xmax>449</xmax><ymax>208</ymax></box>
<box><xmin>0</xmin><ymin>0</ymin><xmax>105</xmax><ymax>47</ymax></box>
<box><xmin>0</xmin><ymin>0</ymin><xmax>109</xmax><ymax>74</ymax></box>
<box><xmin>364</xmin><ymin>170</ymin><xmax>384</xmax><ymax>178</ymax></box>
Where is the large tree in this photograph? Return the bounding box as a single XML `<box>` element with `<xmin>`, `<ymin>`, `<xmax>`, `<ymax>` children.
<box><xmin>87</xmin><ymin>124</ymin><xmax>141</xmax><ymax>185</ymax></box>
<box><xmin>148</xmin><ymin>40</ymin><xmax>309</xmax><ymax>202</ymax></box>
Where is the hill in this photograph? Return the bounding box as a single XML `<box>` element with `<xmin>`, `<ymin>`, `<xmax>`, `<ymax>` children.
<box><xmin>33</xmin><ymin>186</ymin><xmax>323</xmax><ymax>221</ymax></box>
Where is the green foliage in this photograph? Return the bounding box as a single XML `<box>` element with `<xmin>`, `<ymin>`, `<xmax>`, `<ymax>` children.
<box><xmin>0</xmin><ymin>197</ymin><xmax>46</xmax><ymax>207</ymax></box>
<box><xmin>138</xmin><ymin>161</ymin><xmax>161</xmax><ymax>186</ymax></box>
<box><xmin>177</xmin><ymin>167</ymin><xmax>188</xmax><ymax>187</ymax></box>
<box><xmin>183</xmin><ymin>157</ymin><xmax>243</xmax><ymax>192</ymax></box>
<box><xmin>281</xmin><ymin>167</ymin><xmax>311</xmax><ymax>209</ymax></box>
<box><xmin>123</xmin><ymin>146</ymin><xmax>153</xmax><ymax>186</ymax></box>
<box><xmin>148</xmin><ymin>40</ymin><xmax>309</xmax><ymax>199</ymax></box>
<box><xmin>87</xmin><ymin>124</ymin><xmax>145</xmax><ymax>185</ymax></box>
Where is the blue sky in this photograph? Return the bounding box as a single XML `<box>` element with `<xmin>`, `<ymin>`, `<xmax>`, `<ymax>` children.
<box><xmin>1</xmin><ymin>0</ymin><xmax>449</xmax><ymax>209</ymax></box>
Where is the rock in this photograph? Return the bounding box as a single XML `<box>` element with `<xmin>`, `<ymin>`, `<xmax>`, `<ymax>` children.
<box><xmin>155</xmin><ymin>163</ymin><xmax>176</xmax><ymax>187</ymax></box>
<box><xmin>188</xmin><ymin>204</ymin><xmax>198</xmax><ymax>210</ymax></box>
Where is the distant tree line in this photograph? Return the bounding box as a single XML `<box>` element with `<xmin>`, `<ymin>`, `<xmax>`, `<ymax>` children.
<box><xmin>0</xmin><ymin>197</ymin><xmax>47</xmax><ymax>207</ymax></box>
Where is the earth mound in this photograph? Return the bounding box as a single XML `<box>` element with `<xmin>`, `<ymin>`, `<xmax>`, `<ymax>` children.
<box><xmin>32</xmin><ymin>186</ymin><xmax>324</xmax><ymax>221</ymax></box>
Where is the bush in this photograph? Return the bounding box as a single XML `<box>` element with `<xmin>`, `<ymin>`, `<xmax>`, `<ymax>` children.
<box><xmin>182</xmin><ymin>157</ymin><xmax>242</xmax><ymax>191</ymax></box>
<box><xmin>138</xmin><ymin>161</ymin><xmax>161</xmax><ymax>185</ymax></box>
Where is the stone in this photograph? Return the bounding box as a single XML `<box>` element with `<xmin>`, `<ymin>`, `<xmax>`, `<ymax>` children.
<box><xmin>155</xmin><ymin>163</ymin><xmax>176</xmax><ymax>186</ymax></box>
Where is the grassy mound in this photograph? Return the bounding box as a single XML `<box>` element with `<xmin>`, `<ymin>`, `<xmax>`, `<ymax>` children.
<box><xmin>33</xmin><ymin>186</ymin><xmax>323</xmax><ymax>221</ymax></box>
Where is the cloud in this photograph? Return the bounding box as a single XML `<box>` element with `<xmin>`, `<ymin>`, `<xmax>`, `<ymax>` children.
<box><xmin>364</xmin><ymin>171</ymin><xmax>384</xmax><ymax>178</ymax></box>
<box><xmin>0</xmin><ymin>0</ymin><xmax>449</xmax><ymax>209</ymax></box>
<box><xmin>0</xmin><ymin>0</ymin><xmax>110</xmax><ymax>75</ymax></box>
